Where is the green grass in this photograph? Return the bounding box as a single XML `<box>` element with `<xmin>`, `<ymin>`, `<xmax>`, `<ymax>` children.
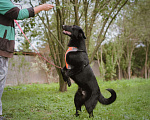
<box><xmin>2</xmin><ymin>78</ymin><xmax>150</xmax><ymax>120</ymax></box>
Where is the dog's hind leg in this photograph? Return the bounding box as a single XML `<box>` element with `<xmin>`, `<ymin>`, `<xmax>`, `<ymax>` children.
<box><xmin>84</xmin><ymin>92</ymin><xmax>99</xmax><ymax>117</ymax></box>
<box><xmin>74</xmin><ymin>94</ymin><xmax>82</xmax><ymax>116</ymax></box>
<box><xmin>74</xmin><ymin>103</ymin><xmax>81</xmax><ymax>117</ymax></box>
<box><xmin>74</xmin><ymin>88</ymin><xmax>86</xmax><ymax>116</ymax></box>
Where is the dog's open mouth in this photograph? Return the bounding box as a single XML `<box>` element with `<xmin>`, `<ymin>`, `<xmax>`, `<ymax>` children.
<box><xmin>63</xmin><ymin>30</ymin><xmax>71</xmax><ymax>35</ymax></box>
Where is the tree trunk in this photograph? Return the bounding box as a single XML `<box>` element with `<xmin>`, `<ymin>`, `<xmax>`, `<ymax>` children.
<box><xmin>117</xmin><ymin>59</ymin><xmax>121</xmax><ymax>80</ymax></box>
<box><xmin>73</xmin><ymin>0</ymin><xmax>79</xmax><ymax>26</ymax></box>
<box><xmin>148</xmin><ymin>68</ymin><xmax>150</xmax><ymax>79</ymax></box>
<box><xmin>83</xmin><ymin>0</ymin><xmax>88</xmax><ymax>50</ymax></box>
<box><xmin>86</xmin><ymin>0</ymin><xmax>100</xmax><ymax>52</ymax></box>
<box><xmin>56</xmin><ymin>0</ymin><xmax>67</xmax><ymax>92</ymax></box>
<box><xmin>57</xmin><ymin>69</ymin><xmax>67</xmax><ymax>92</ymax></box>
<box><xmin>145</xmin><ymin>41</ymin><xmax>149</xmax><ymax>79</ymax></box>
<box><xmin>128</xmin><ymin>60</ymin><xmax>131</xmax><ymax>80</ymax></box>
<box><xmin>145</xmin><ymin>54</ymin><xmax>148</xmax><ymax>79</ymax></box>
<box><xmin>59</xmin><ymin>80</ymin><xmax>67</xmax><ymax>92</ymax></box>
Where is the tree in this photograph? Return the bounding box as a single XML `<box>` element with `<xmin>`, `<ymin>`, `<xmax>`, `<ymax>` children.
<box><xmin>112</xmin><ymin>0</ymin><xmax>150</xmax><ymax>79</ymax></box>
<box><xmin>135</xmin><ymin>0</ymin><xmax>150</xmax><ymax>79</ymax></box>
<box><xmin>104</xmin><ymin>42</ymin><xmax>117</xmax><ymax>81</ymax></box>
<box><xmin>97</xmin><ymin>47</ymin><xmax>105</xmax><ymax>79</ymax></box>
<box><xmin>16</xmin><ymin>0</ymin><xmax>129</xmax><ymax>91</ymax></box>
<box><xmin>111</xmin><ymin>34</ymin><xmax>125</xmax><ymax>80</ymax></box>
<box><xmin>88</xmin><ymin>0</ymin><xmax>129</xmax><ymax>63</ymax></box>
<box><xmin>36</xmin><ymin>0</ymin><xmax>129</xmax><ymax>89</ymax></box>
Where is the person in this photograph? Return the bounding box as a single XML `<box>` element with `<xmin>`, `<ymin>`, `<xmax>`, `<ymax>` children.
<box><xmin>0</xmin><ymin>0</ymin><xmax>54</xmax><ymax>119</ymax></box>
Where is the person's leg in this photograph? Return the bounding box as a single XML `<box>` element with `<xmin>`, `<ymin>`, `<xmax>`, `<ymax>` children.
<box><xmin>0</xmin><ymin>56</ymin><xmax>8</xmax><ymax>116</ymax></box>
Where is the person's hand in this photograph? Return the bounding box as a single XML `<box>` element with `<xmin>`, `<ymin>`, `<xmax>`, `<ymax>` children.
<box><xmin>40</xmin><ymin>4</ymin><xmax>54</xmax><ymax>11</ymax></box>
<box><xmin>34</xmin><ymin>4</ymin><xmax>54</xmax><ymax>14</ymax></box>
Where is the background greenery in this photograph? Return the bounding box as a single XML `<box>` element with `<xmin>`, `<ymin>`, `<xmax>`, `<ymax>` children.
<box><xmin>3</xmin><ymin>78</ymin><xmax>150</xmax><ymax>120</ymax></box>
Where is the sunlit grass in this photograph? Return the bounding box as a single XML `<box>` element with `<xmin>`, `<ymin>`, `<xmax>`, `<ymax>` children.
<box><xmin>2</xmin><ymin>78</ymin><xmax>150</xmax><ymax>120</ymax></box>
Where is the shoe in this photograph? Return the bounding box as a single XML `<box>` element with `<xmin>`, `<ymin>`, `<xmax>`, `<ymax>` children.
<box><xmin>0</xmin><ymin>116</ymin><xmax>6</xmax><ymax>120</ymax></box>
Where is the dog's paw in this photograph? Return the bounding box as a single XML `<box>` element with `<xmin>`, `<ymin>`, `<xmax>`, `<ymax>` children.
<box><xmin>67</xmin><ymin>80</ymin><xmax>71</xmax><ymax>87</ymax></box>
<box><xmin>61</xmin><ymin>69</ymin><xmax>69</xmax><ymax>82</ymax></box>
<box><xmin>89</xmin><ymin>112</ymin><xmax>94</xmax><ymax>118</ymax></box>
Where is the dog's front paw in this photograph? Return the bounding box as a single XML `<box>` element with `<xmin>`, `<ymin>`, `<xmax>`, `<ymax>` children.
<box><xmin>61</xmin><ymin>69</ymin><xmax>68</xmax><ymax>82</ymax></box>
<box><xmin>67</xmin><ymin>79</ymin><xmax>71</xmax><ymax>87</ymax></box>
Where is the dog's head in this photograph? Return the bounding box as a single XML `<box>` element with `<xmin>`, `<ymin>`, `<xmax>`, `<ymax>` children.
<box><xmin>62</xmin><ymin>25</ymin><xmax>86</xmax><ymax>39</ymax></box>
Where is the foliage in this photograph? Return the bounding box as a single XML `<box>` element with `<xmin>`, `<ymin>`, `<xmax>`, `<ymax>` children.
<box><xmin>99</xmin><ymin>60</ymin><xmax>105</xmax><ymax>80</ymax></box>
<box><xmin>132</xmin><ymin>47</ymin><xmax>145</xmax><ymax>76</ymax></box>
<box><xmin>2</xmin><ymin>78</ymin><xmax>150</xmax><ymax>119</ymax></box>
<box><xmin>98</xmin><ymin>0</ymin><xmax>150</xmax><ymax>80</ymax></box>
<box><xmin>104</xmin><ymin>42</ymin><xmax>117</xmax><ymax>81</ymax></box>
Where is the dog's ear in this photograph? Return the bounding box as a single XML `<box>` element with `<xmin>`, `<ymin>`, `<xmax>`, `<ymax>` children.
<box><xmin>79</xmin><ymin>29</ymin><xmax>86</xmax><ymax>39</ymax></box>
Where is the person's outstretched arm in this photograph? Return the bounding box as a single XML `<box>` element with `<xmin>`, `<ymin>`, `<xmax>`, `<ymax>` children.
<box><xmin>0</xmin><ymin>0</ymin><xmax>54</xmax><ymax>20</ymax></box>
<box><xmin>34</xmin><ymin>4</ymin><xmax>54</xmax><ymax>14</ymax></box>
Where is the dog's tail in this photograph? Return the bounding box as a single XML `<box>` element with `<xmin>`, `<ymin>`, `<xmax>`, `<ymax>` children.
<box><xmin>98</xmin><ymin>89</ymin><xmax>117</xmax><ymax>105</ymax></box>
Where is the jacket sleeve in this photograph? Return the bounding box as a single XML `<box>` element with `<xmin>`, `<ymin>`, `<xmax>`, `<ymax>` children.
<box><xmin>0</xmin><ymin>0</ymin><xmax>35</xmax><ymax>20</ymax></box>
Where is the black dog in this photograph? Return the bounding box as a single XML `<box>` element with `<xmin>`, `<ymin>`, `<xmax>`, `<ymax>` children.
<box><xmin>61</xmin><ymin>25</ymin><xmax>116</xmax><ymax>117</ymax></box>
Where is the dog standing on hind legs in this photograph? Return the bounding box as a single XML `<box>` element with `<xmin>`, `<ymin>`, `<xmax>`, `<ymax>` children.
<box><xmin>61</xmin><ymin>25</ymin><xmax>117</xmax><ymax>118</ymax></box>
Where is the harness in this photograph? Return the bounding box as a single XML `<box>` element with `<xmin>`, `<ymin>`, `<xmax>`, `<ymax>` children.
<box><xmin>65</xmin><ymin>47</ymin><xmax>89</xmax><ymax>76</ymax></box>
<box><xmin>65</xmin><ymin>47</ymin><xmax>78</xmax><ymax>69</ymax></box>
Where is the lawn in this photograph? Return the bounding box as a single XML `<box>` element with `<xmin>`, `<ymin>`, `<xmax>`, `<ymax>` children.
<box><xmin>2</xmin><ymin>78</ymin><xmax>150</xmax><ymax>120</ymax></box>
